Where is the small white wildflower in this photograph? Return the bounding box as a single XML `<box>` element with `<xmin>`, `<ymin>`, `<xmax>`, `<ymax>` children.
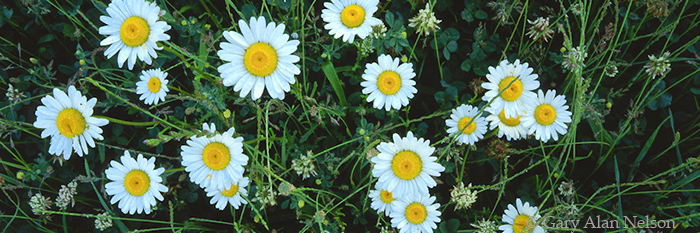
<box><xmin>470</xmin><ymin>218</ymin><xmax>498</xmax><ymax>233</ymax></box>
<box><xmin>253</xmin><ymin>185</ymin><xmax>277</xmax><ymax>207</ymax></box>
<box><xmin>94</xmin><ymin>212</ymin><xmax>113</xmax><ymax>231</ymax></box>
<box><xmin>558</xmin><ymin>180</ymin><xmax>575</xmax><ymax>198</ymax></box>
<box><xmin>292</xmin><ymin>151</ymin><xmax>317</xmax><ymax>180</ymax></box>
<box><xmin>563</xmin><ymin>46</ymin><xmax>588</xmax><ymax>73</ymax></box>
<box><xmin>450</xmin><ymin>182</ymin><xmax>478</xmax><ymax>210</ymax></box>
<box><xmin>29</xmin><ymin>193</ymin><xmax>52</xmax><ymax>216</ymax></box>
<box><xmin>604</xmin><ymin>64</ymin><xmax>619</xmax><ymax>77</ymax></box>
<box><xmin>6</xmin><ymin>84</ymin><xmax>26</xmax><ymax>104</ymax></box>
<box><xmin>570</xmin><ymin>3</ymin><xmax>582</xmax><ymax>16</ymax></box>
<box><xmin>408</xmin><ymin>3</ymin><xmax>442</xmax><ymax>37</ymax></box>
<box><xmin>370</xmin><ymin>24</ymin><xmax>388</xmax><ymax>39</ymax></box>
<box><xmin>526</xmin><ymin>17</ymin><xmax>554</xmax><ymax>42</ymax></box>
<box><xmin>644</xmin><ymin>51</ymin><xmax>671</xmax><ymax>79</ymax></box>
<box><xmin>55</xmin><ymin>180</ymin><xmax>78</xmax><ymax>211</ymax></box>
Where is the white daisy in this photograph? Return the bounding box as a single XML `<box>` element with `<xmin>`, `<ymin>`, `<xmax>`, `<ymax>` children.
<box><xmin>369</xmin><ymin>184</ymin><xmax>398</xmax><ymax>216</ymax></box>
<box><xmin>205</xmin><ymin>177</ymin><xmax>249</xmax><ymax>210</ymax></box>
<box><xmin>360</xmin><ymin>54</ymin><xmax>418</xmax><ymax>111</ymax></box>
<box><xmin>485</xmin><ymin>107</ymin><xmax>527</xmax><ymax>141</ymax></box>
<box><xmin>445</xmin><ymin>104</ymin><xmax>488</xmax><ymax>145</ymax></box>
<box><xmin>33</xmin><ymin>86</ymin><xmax>109</xmax><ymax>160</ymax></box>
<box><xmin>135</xmin><ymin>68</ymin><xmax>169</xmax><ymax>105</ymax></box>
<box><xmin>180</xmin><ymin>123</ymin><xmax>248</xmax><ymax>190</ymax></box>
<box><xmin>98</xmin><ymin>0</ymin><xmax>171</xmax><ymax>70</ymax></box>
<box><xmin>217</xmin><ymin>16</ymin><xmax>301</xmax><ymax>100</ymax></box>
<box><xmin>498</xmin><ymin>198</ymin><xmax>545</xmax><ymax>233</ymax></box>
<box><xmin>371</xmin><ymin>132</ymin><xmax>445</xmax><ymax>197</ymax></box>
<box><xmin>481</xmin><ymin>59</ymin><xmax>540</xmax><ymax>119</ymax></box>
<box><xmin>105</xmin><ymin>150</ymin><xmax>168</xmax><ymax>215</ymax></box>
<box><xmin>321</xmin><ymin>0</ymin><xmax>382</xmax><ymax>43</ymax></box>
<box><xmin>521</xmin><ymin>89</ymin><xmax>572</xmax><ymax>142</ymax></box>
<box><xmin>390</xmin><ymin>194</ymin><xmax>441</xmax><ymax>233</ymax></box>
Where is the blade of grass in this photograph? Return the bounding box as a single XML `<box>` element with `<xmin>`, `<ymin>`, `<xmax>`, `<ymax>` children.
<box><xmin>321</xmin><ymin>60</ymin><xmax>348</xmax><ymax>106</ymax></box>
<box><xmin>627</xmin><ymin>115</ymin><xmax>670</xmax><ymax>182</ymax></box>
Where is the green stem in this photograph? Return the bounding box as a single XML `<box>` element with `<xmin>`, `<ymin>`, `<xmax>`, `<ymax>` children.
<box><xmin>93</xmin><ymin>116</ymin><xmax>160</xmax><ymax>127</ymax></box>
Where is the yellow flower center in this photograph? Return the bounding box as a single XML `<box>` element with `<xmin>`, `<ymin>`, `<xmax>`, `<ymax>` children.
<box><xmin>534</xmin><ymin>104</ymin><xmax>556</xmax><ymax>125</ymax></box>
<box><xmin>391</xmin><ymin>150</ymin><xmax>422</xmax><ymax>180</ymax></box>
<box><xmin>405</xmin><ymin>203</ymin><xmax>427</xmax><ymax>224</ymax></box>
<box><xmin>148</xmin><ymin>77</ymin><xmax>161</xmax><ymax>93</ymax></box>
<box><xmin>380</xmin><ymin>190</ymin><xmax>394</xmax><ymax>203</ymax></box>
<box><xmin>340</xmin><ymin>5</ymin><xmax>366</xmax><ymax>28</ymax></box>
<box><xmin>498</xmin><ymin>110</ymin><xmax>521</xmax><ymax>126</ymax></box>
<box><xmin>120</xmin><ymin>16</ymin><xmax>150</xmax><ymax>47</ymax></box>
<box><xmin>457</xmin><ymin>116</ymin><xmax>477</xmax><ymax>134</ymax></box>
<box><xmin>56</xmin><ymin>108</ymin><xmax>86</xmax><ymax>138</ymax></box>
<box><xmin>377</xmin><ymin>71</ymin><xmax>402</xmax><ymax>95</ymax></box>
<box><xmin>498</xmin><ymin>76</ymin><xmax>523</xmax><ymax>102</ymax></box>
<box><xmin>124</xmin><ymin>170</ymin><xmax>150</xmax><ymax>196</ymax></box>
<box><xmin>220</xmin><ymin>182</ymin><xmax>240</xmax><ymax>197</ymax></box>
<box><xmin>513</xmin><ymin>214</ymin><xmax>533</xmax><ymax>233</ymax></box>
<box><xmin>202</xmin><ymin>142</ymin><xmax>231</xmax><ymax>171</ymax></box>
<box><xmin>244</xmin><ymin>42</ymin><xmax>278</xmax><ymax>77</ymax></box>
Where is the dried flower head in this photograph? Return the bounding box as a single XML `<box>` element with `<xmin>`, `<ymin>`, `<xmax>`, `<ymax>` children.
<box><xmin>278</xmin><ymin>181</ymin><xmax>296</xmax><ymax>196</ymax></box>
<box><xmin>253</xmin><ymin>184</ymin><xmax>277</xmax><ymax>207</ymax></box>
<box><xmin>450</xmin><ymin>182</ymin><xmax>478</xmax><ymax>210</ymax></box>
<box><xmin>487</xmin><ymin>0</ymin><xmax>523</xmax><ymax>26</ymax></box>
<box><xmin>29</xmin><ymin>193</ymin><xmax>52</xmax><ymax>219</ymax></box>
<box><xmin>470</xmin><ymin>218</ymin><xmax>498</xmax><ymax>233</ymax></box>
<box><xmin>408</xmin><ymin>3</ymin><xmax>442</xmax><ymax>37</ymax></box>
<box><xmin>55</xmin><ymin>180</ymin><xmax>78</xmax><ymax>211</ymax></box>
<box><xmin>292</xmin><ymin>151</ymin><xmax>317</xmax><ymax>180</ymax></box>
<box><xmin>526</xmin><ymin>17</ymin><xmax>554</xmax><ymax>42</ymax></box>
<box><xmin>604</xmin><ymin>64</ymin><xmax>619</xmax><ymax>77</ymax></box>
<box><xmin>485</xmin><ymin>139</ymin><xmax>514</xmax><ymax>160</ymax></box>
<box><xmin>647</xmin><ymin>0</ymin><xmax>670</xmax><ymax>18</ymax></box>
<box><xmin>6</xmin><ymin>84</ymin><xmax>26</xmax><ymax>104</ymax></box>
<box><xmin>562</xmin><ymin>46</ymin><xmax>588</xmax><ymax>73</ymax></box>
<box><xmin>570</xmin><ymin>3</ymin><xmax>582</xmax><ymax>16</ymax></box>
<box><xmin>644</xmin><ymin>51</ymin><xmax>671</xmax><ymax>79</ymax></box>
<box><xmin>558</xmin><ymin>180</ymin><xmax>575</xmax><ymax>199</ymax></box>
<box><xmin>94</xmin><ymin>212</ymin><xmax>113</xmax><ymax>231</ymax></box>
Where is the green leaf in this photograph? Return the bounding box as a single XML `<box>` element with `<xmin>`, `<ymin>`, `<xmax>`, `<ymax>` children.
<box><xmin>691</xmin><ymin>87</ymin><xmax>700</xmax><ymax>95</ymax></box>
<box><xmin>437</xmin><ymin>219</ymin><xmax>460</xmax><ymax>233</ymax></box>
<box><xmin>475</xmin><ymin>10</ymin><xmax>488</xmax><ymax>19</ymax></box>
<box><xmin>461</xmin><ymin>59</ymin><xmax>472</xmax><ymax>72</ymax></box>
<box><xmin>443</xmin><ymin>48</ymin><xmax>451</xmax><ymax>60</ymax></box>
<box><xmin>628</xmin><ymin>115</ymin><xmax>669</xmax><ymax>181</ymax></box>
<box><xmin>275</xmin><ymin>0</ymin><xmax>292</xmax><ymax>10</ymax></box>
<box><xmin>447</xmin><ymin>41</ymin><xmax>458</xmax><ymax>52</ymax></box>
<box><xmin>38</xmin><ymin>34</ymin><xmax>55</xmax><ymax>44</ymax></box>
<box><xmin>321</xmin><ymin>61</ymin><xmax>348</xmax><ymax>106</ymax></box>
<box><xmin>461</xmin><ymin>9</ymin><xmax>473</xmax><ymax>22</ymax></box>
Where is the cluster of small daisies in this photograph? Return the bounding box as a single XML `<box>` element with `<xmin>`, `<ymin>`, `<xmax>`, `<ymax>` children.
<box><xmin>27</xmin><ymin>0</ymin><xmax>570</xmax><ymax>232</ymax></box>
<box><xmin>369</xmin><ymin>132</ymin><xmax>445</xmax><ymax>233</ymax></box>
<box><xmin>447</xmin><ymin>59</ymin><xmax>573</xmax><ymax>146</ymax></box>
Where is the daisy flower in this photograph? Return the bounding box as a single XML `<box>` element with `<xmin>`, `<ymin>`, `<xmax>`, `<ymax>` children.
<box><xmin>485</xmin><ymin>107</ymin><xmax>527</xmax><ymax>141</ymax></box>
<box><xmin>135</xmin><ymin>68</ymin><xmax>169</xmax><ymax>105</ymax></box>
<box><xmin>98</xmin><ymin>0</ymin><xmax>171</xmax><ymax>70</ymax></box>
<box><xmin>181</xmin><ymin>123</ymin><xmax>248</xmax><ymax>190</ymax></box>
<box><xmin>521</xmin><ymin>89</ymin><xmax>572</xmax><ymax>142</ymax></box>
<box><xmin>360</xmin><ymin>54</ymin><xmax>418</xmax><ymax>111</ymax></box>
<box><xmin>205</xmin><ymin>177</ymin><xmax>249</xmax><ymax>210</ymax></box>
<box><xmin>481</xmin><ymin>59</ymin><xmax>540</xmax><ymax>119</ymax></box>
<box><xmin>217</xmin><ymin>16</ymin><xmax>300</xmax><ymax>100</ymax></box>
<box><xmin>33</xmin><ymin>86</ymin><xmax>109</xmax><ymax>160</ymax></box>
<box><xmin>390</xmin><ymin>194</ymin><xmax>441</xmax><ymax>233</ymax></box>
<box><xmin>498</xmin><ymin>198</ymin><xmax>545</xmax><ymax>233</ymax></box>
<box><xmin>105</xmin><ymin>151</ymin><xmax>168</xmax><ymax>215</ymax></box>
<box><xmin>321</xmin><ymin>0</ymin><xmax>382</xmax><ymax>43</ymax></box>
<box><xmin>445</xmin><ymin>104</ymin><xmax>488</xmax><ymax>145</ymax></box>
<box><xmin>369</xmin><ymin>184</ymin><xmax>398</xmax><ymax>216</ymax></box>
<box><xmin>371</xmin><ymin>132</ymin><xmax>445</xmax><ymax>197</ymax></box>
